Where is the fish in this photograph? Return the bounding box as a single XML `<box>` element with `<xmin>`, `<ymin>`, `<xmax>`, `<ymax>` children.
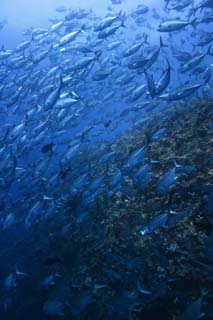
<box><xmin>134</xmin><ymin>4</ymin><xmax>149</xmax><ymax>15</ymax></box>
<box><xmin>122</xmin><ymin>146</ymin><xmax>147</xmax><ymax>173</ymax></box>
<box><xmin>56</xmin><ymin>6</ymin><xmax>67</xmax><ymax>13</ymax></box>
<box><xmin>49</xmin><ymin>21</ymin><xmax>64</xmax><ymax>33</ymax></box>
<box><xmin>44</xmin><ymin>257</ymin><xmax>63</xmax><ymax>266</ymax></box>
<box><xmin>137</xmin><ymin>279</ymin><xmax>152</xmax><ymax>295</ymax></box>
<box><xmin>59</xmin><ymin>28</ymin><xmax>84</xmax><ymax>46</ymax></box>
<box><xmin>156</xmin><ymin>167</ymin><xmax>181</xmax><ymax>194</ymax></box>
<box><xmin>4</xmin><ymin>273</ymin><xmax>17</xmax><ymax>290</ymax></box>
<box><xmin>197</xmin><ymin>12</ymin><xmax>213</xmax><ymax>24</ymax></box>
<box><xmin>167</xmin><ymin>0</ymin><xmax>193</xmax><ymax>11</ymax></box>
<box><xmin>2</xmin><ymin>213</ymin><xmax>15</xmax><ymax>231</ymax></box>
<box><xmin>0</xmin><ymin>2</ymin><xmax>212</xmax><ymax>318</ymax></box>
<box><xmin>128</xmin><ymin>36</ymin><xmax>167</xmax><ymax>71</ymax></box>
<box><xmin>98</xmin><ymin>20</ymin><xmax>126</xmax><ymax>39</ymax></box>
<box><xmin>123</xmin><ymin>36</ymin><xmax>148</xmax><ymax>57</ymax></box>
<box><xmin>43</xmin><ymin>300</ymin><xmax>64</xmax><ymax>316</ymax></box>
<box><xmin>133</xmin><ymin>163</ymin><xmax>152</xmax><ymax>191</ymax></box>
<box><xmin>0</xmin><ymin>19</ymin><xmax>8</xmax><ymax>31</ymax></box>
<box><xmin>94</xmin><ymin>12</ymin><xmax>123</xmax><ymax>32</ymax></box>
<box><xmin>41</xmin><ymin>143</ymin><xmax>54</xmax><ymax>154</ymax></box>
<box><xmin>179</xmin><ymin>291</ymin><xmax>207</xmax><ymax>320</ymax></box>
<box><xmin>25</xmin><ymin>200</ymin><xmax>43</xmax><ymax>228</ymax></box>
<box><xmin>140</xmin><ymin>213</ymin><xmax>168</xmax><ymax>235</ymax></box>
<box><xmin>180</xmin><ymin>45</ymin><xmax>212</xmax><ymax>72</ymax></box>
<box><xmin>196</xmin><ymin>0</ymin><xmax>213</xmax><ymax>11</ymax></box>
<box><xmin>155</xmin><ymin>59</ymin><xmax>172</xmax><ymax>95</ymax></box>
<box><xmin>4</xmin><ymin>268</ymin><xmax>28</xmax><ymax>290</ymax></box>
<box><xmin>157</xmin><ymin>18</ymin><xmax>197</xmax><ymax>32</ymax></box>
<box><xmin>129</xmin><ymin>84</ymin><xmax>146</xmax><ymax>101</ymax></box>
<box><xmin>44</xmin><ymin>76</ymin><xmax>63</xmax><ymax>110</ymax></box>
<box><xmin>42</xmin><ymin>275</ymin><xmax>55</xmax><ymax>289</ymax></box>
<box><xmin>159</xmin><ymin>83</ymin><xmax>203</xmax><ymax>100</ymax></box>
<box><xmin>144</xmin><ymin>70</ymin><xmax>156</xmax><ymax>98</ymax></box>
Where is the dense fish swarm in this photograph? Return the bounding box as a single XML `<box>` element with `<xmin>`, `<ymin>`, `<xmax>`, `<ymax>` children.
<box><xmin>0</xmin><ymin>0</ymin><xmax>212</xmax><ymax>319</ymax></box>
<box><xmin>33</xmin><ymin>98</ymin><xmax>213</xmax><ymax>320</ymax></box>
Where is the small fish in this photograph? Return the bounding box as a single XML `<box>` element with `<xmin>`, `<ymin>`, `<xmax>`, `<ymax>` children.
<box><xmin>144</xmin><ymin>70</ymin><xmax>156</xmax><ymax>98</ymax></box>
<box><xmin>43</xmin><ymin>300</ymin><xmax>64</xmax><ymax>316</ymax></box>
<box><xmin>137</xmin><ymin>279</ymin><xmax>152</xmax><ymax>295</ymax></box>
<box><xmin>155</xmin><ymin>59</ymin><xmax>172</xmax><ymax>95</ymax></box>
<box><xmin>42</xmin><ymin>275</ymin><xmax>55</xmax><ymax>289</ymax></box>
<box><xmin>140</xmin><ymin>213</ymin><xmax>168</xmax><ymax>235</ymax></box>
<box><xmin>159</xmin><ymin>83</ymin><xmax>203</xmax><ymax>100</ymax></box>
<box><xmin>2</xmin><ymin>213</ymin><xmax>15</xmax><ymax>230</ymax></box>
<box><xmin>122</xmin><ymin>146</ymin><xmax>147</xmax><ymax>173</ymax></box>
<box><xmin>59</xmin><ymin>28</ymin><xmax>84</xmax><ymax>46</ymax></box>
<box><xmin>179</xmin><ymin>291</ymin><xmax>207</xmax><ymax>320</ymax></box>
<box><xmin>196</xmin><ymin>0</ymin><xmax>213</xmax><ymax>11</ymax></box>
<box><xmin>94</xmin><ymin>12</ymin><xmax>123</xmax><ymax>32</ymax></box>
<box><xmin>44</xmin><ymin>76</ymin><xmax>63</xmax><ymax>110</ymax></box>
<box><xmin>41</xmin><ymin>143</ymin><xmax>54</xmax><ymax>154</ymax></box>
<box><xmin>44</xmin><ymin>257</ymin><xmax>63</xmax><ymax>266</ymax></box>
<box><xmin>181</xmin><ymin>45</ymin><xmax>212</xmax><ymax>72</ymax></box>
<box><xmin>157</xmin><ymin>18</ymin><xmax>197</xmax><ymax>32</ymax></box>
<box><xmin>98</xmin><ymin>21</ymin><xmax>126</xmax><ymax>39</ymax></box>
<box><xmin>123</xmin><ymin>36</ymin><xmax>148</xmax><ymax>57</ymax></box>
<box><xmin>4</xmin><ymin>273</ymin><xmax>17</xmax><ymax>290</ymax></box>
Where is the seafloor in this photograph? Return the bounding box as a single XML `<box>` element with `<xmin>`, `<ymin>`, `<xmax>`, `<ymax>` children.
<box><xmin>34</xmin><ymin>98</ymin><xmax>212</xmax><ymax>319</ymax></box>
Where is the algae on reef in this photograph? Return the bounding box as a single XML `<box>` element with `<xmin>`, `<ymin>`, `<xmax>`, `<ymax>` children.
<box><xmin>46</xmin><ymin>99</ymin><xmax>213</xmax><ymax>319</ymax></box>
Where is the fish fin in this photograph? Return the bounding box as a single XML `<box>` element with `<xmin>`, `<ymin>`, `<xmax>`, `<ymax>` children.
<box><xmin>60</xmin><ymin>75</ymin><xmax>63</xmax><ymax>86</ymax></box>
<box><xmin>81</xmin><ymin>24</ymin><xmax>86</xmax><ymax>33</ymax></box>
<box><xmin>120</xmin><ymin>11</ymin><xmax>127</xmax><ymax>23</ymax></box>
<box><xmin>165</xmin><ymin>57</ymin><xmax>173</xmax><ymax>71</ymax></box>
<box><xmin>204</xmin><ymin>76</ymin><xmax>211</xmax><ymax>85</ymax></box>
<box><xmin>145</xmin><ymin>130</ymin><xmax>151</xmax><ymax>145</ymax></box>
<box><xmin>120</xmin><ymin>20</ymin><xmax>126</xmax><ymax>28</ymax></box>
<box><xmin>192</xmin><ymin>43</ymin><xmax>196</xmax><ymax>52</ymax></box>
<box><xmin>160</xmin><ymin>36</ymin><xmax>168</xmax><ymax>48</ymax></box>
<box><xmin>205</xmin><ymin>83</ymin><xmax>212</xmax><ymax>91</ymax></box>
<box><xmin>118</xmin><ymin>10</ymin><xmax>123</xmax><ymax>19</ymax></box>
<box><xmin>201</xmin><ymin>289</ymin><xmax>209</xmax><ymax>298</ymax></box>
<box><xmin>94</xmin><ymin>50</ymin><xmax>102</xmax><ymax>61</ymax></box>
<box><xmin>206</xmin><ymin>45</ymin><xmax>212</xmax><ymax>56</ymax></box>
<box><xmin>190</xmin><ymin>17</ymin><xmax>197</xmax><ymax>29</ymax></box>
<box><xmin>48</xmin><ymin>44</ymin><xmax>53</xmax><ymax>53</ymax></box>
<box><xmin>143</xmin><ymin>34</ymin><xmax>149</xmax><ymax>45</ymax></box>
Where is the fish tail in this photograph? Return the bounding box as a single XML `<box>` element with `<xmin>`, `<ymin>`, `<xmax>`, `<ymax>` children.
<box><xmin>118</xmin><ymin>10</ymin><xmax>123</xmax><ymax>19</ymax></box>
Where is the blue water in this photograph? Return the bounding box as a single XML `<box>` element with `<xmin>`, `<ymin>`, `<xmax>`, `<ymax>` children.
<box><xmin>0</xmin><ymin>0</ymin><xmax>212</xmax><ymax>319</ymax></box>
